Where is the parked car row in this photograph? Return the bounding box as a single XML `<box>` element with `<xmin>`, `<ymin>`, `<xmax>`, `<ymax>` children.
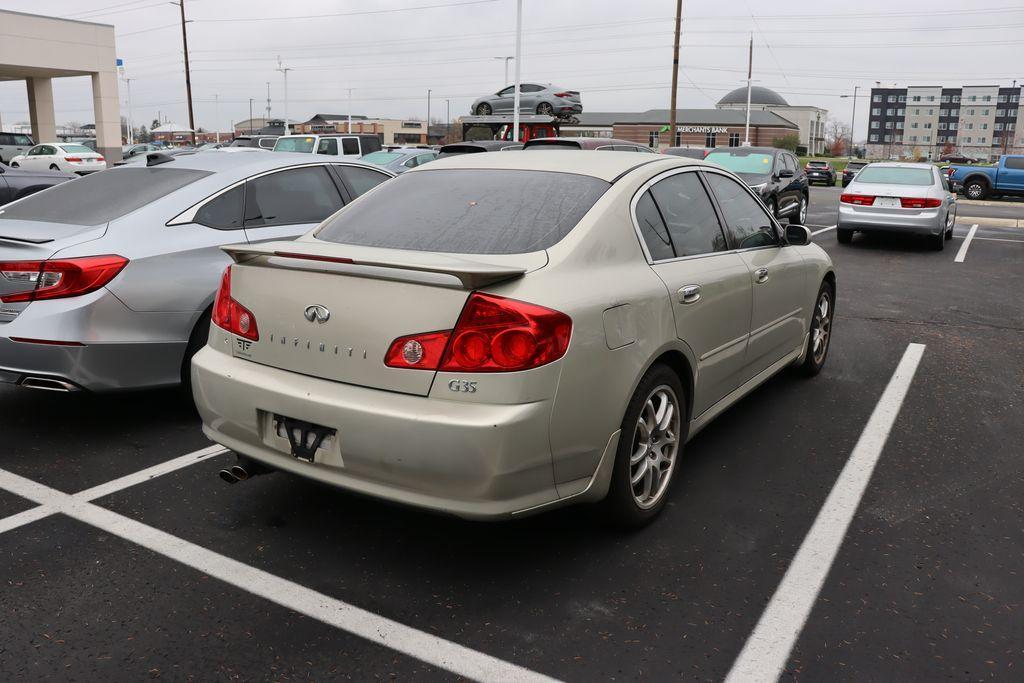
<box><xmin>0</xmin><ymin>144</ymin><xmax>834</xmax><ymax>526</ymax></box>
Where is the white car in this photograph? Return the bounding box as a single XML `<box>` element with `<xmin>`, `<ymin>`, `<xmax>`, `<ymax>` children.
<box><xmin>10</xmin><ymin>143</ymin><xmax>106</xmax><ymax>175</ymax></box>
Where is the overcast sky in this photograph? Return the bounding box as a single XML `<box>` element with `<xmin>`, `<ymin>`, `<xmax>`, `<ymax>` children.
<box><xmin>1</xmin><ymin>0</ymin><xmax>1022</xmax><ymax>140</ymax></box>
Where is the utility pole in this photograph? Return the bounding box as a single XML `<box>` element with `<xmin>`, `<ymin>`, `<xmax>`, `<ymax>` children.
<box><xmin>265</xmin><ymin>81</ymin><xmax>271</xmax><ymax>121</ymax></box>
<box><xmin>176</xmin><ymin>0</ymin><xmax>196</xmax><ymax>145</ymax></box>
<box><xmin>427</xmin><ymin>89</ymin><xmax>432</xmax><ymax>144</ymax></box>
<box><xmin>277</xmin><ymin>56</ymin><xmax>291</xmax><ymax>134</ymax></box>
<box><xmin>668</xmin><ymin>0</ymin><xmax>682</xmax><ymax>149</ymax></box>
<box><xmin>446</xmin><ymin>99</ymin><xmax>451</xmax><ymax>143</ymax></box>
<box><xmin>347</xmin><ymin>89</ymin><xmax>352</xmax><ymax>133</ymax></box>
<box><xmin>125</xmin><ymin>77</ymin><xmax>134</xmax><ymax>145</ymax></box>
<box><xmin>248</xmin><ymin>98</ymin><xmax>254</xmax><ymax>134</ymax></box>
<box><xmin>743</xmin><ymin>33</ymin><xmax>753</xmax><ymax>146</ymax></box>
<box><xmin>849</xmin><ymin>86</ymin><xmax>858</xmax><ymax>158</ymax></box>
<box><xmin>512</xmin><ymin>0</ymin><xmax>523</xmax><ymax>142</ymax></box>
<box><xmin>214</xmin><ymin>93</ymin><xmax>220</xmax><ymax>143</ymax></box>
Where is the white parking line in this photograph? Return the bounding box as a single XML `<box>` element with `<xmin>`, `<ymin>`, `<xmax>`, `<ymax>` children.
<box><xmin>811</xmin><ymin>225</ymin><xmax>836</xmax><ymax>236</ymax></box>
<box><xmin>953</xmin><ymin>235</ymin><xmax>1024</xmax><ymax>244</ymax></box>
<box><xmin>0</xmin><ymin>456</ymin><xmax>557</xmax><ymax>682</ymax></box>
<box><xmin>74</xmin><ymin>444</ymin><xmax>227</xmax><ymax>502</ymax></box>
<box><xmin>954</xmin><ymin>224</ymin><xmax>979</xmax><ymax>263</ymax></box>
<box><xmin>725</xmin><ymin>343</ymin><xmax>926</xmax><ymax>683</ymax></box>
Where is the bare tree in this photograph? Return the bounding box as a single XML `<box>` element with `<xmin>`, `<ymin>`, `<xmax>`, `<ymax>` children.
<box><xmin>824</xmin><ymin>118</ymin><xmax>851</xmax><ymax>156</ymax></box>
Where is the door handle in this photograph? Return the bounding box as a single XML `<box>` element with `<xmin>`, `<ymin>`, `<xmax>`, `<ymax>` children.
<box><xmin>754</xmin><ymin>267</ymin><xmax>769</xmax><ymax>284</ymax></box>
<box><xmin>678</xmin><ymin>284</ymin><xmax>702</xmax><ymax>304</ymax></box>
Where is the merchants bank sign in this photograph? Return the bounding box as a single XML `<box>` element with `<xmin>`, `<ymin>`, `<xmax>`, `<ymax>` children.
<box><xmin>678</xmin><ymin>125</ymin><xmax>728</xmax><ymax>134</ymax></box>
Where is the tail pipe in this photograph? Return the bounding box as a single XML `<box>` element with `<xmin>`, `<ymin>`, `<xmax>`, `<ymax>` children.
<box><xmin>218</xmin><ymin>454</ymin><xmax>274</xmax><ymax>484</ymax></box>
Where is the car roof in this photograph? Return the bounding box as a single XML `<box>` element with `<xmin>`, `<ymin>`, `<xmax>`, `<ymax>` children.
<box><xmin>412</xmin><ymin>148</ymin><xmax>698</xmax><ymax>182</ymax></box>
<box><xmin>524</xmin><ymin>137</ymin><xmax>645</xmax><ymax>150</ymax></box>
<box><xmin>132</xmin><ymin>150</ymin><xmax>377</xmax><ymax>175</ymax></box>
<box><xmin>705</xmin><ymin>146</ymin><xmax>783</xmax><ymax>155</ymax></box>
<box><xmin>863</xmin><ymin>161</ymin><xmax>936</xmax><ymax>169</ymax></box>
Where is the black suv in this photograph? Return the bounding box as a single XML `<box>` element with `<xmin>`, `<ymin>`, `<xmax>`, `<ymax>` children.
<box><xmin>841</xmin><ymin>160</ymin><xmax>868</xmax><ymax>187</ymax></box>
<box><xmin>804</xmin><ymin>160</ymin><xmax>836</xmax><ymax>186</ymax></box>
<box><xmin>703</xmin><ymin>147</ymin><xmax>810</xmax><ymax>224</ymax></box>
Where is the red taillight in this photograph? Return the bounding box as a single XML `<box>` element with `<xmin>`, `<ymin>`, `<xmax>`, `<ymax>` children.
<box><xmin>64</xmin><ymin>156</ymin><xmax>82</xmax><ymax>162</ymax></box>
<box><xmin>384</xmin><ymin>293</ymin><xmax>572</xmax><ymax>373</ymax></box>
<box><xmin>211</xmin><ymin>266</ymin><xmax>259</xmax><ymax>341</ymax></box>
<box><xmin>946</xmin><ymin>168</ymin><xmax>956</xmax><ymax>177</ymax></box>
<box><xmin>0</xmin><ymin>255</ymin><xmax>128</xmax><ymax>303</ymax></box>
<box><xmin>899</xmin><ymin>197</ymin><xmax>942</xmax><ymax>209</ymax></box>
<box><xmin>97</xmin><ymin>156</ymin><xmax>105</xmax><ymax>162</ymax></box>
<box><xmin>553</xmin><ymin>92</ymin><xmax>573</xmax><ymax>98</ymax></box>
<box><xmin>840</xmin><ymin>193</ymin><xmax>876</xmax><ymax>206</ymax></box>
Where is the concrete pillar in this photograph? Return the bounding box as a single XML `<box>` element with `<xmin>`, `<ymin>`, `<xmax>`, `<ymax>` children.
<box><xmin>92</xmin><ymin>70</ymin><xmax>123</xmax><ymax>164</ymax></box>
<box><xmin>26</xmin><ymin>77</ymin><xmax>56</xmax><ymax>144</ymax></box>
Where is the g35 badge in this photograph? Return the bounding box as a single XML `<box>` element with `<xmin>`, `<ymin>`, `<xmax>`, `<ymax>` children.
<box><xmin>448</xmin><ymin>379</ymin><xmax>478</xmax><ymax>393</ymax></box>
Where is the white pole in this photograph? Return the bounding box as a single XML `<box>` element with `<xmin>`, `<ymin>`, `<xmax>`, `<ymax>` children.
<box><xmin>347</xmin><ymin>89</ymin><xmax>352</xmax><ymax>133</ymax></box>
<box><xmin>277</xmin><ymin>56</ymin><xmax>291</xmax><ymax>134</ymax></box>
<box><xmin>512</xmin><ymin>0</ymin><xmax>523</xmax><ymax>142</ymax></box>
<box><xmin>505</xmin><ymin>56</ymin><xmax>512</xmax><ymax>85</ymax></box>
<box><xmin>126</xmin><ymin>78</ymin><xmax>134</xmax><ymax>145</ymax></box>
<box><xmin>214</xmin><ymin>93</ymin><xmax>220</xmax><ymax>143</ymax></box>
<box><xmin>743</xmin><ymin>33</ymin><xmax>752</xmax><ymax>146</ymax></box>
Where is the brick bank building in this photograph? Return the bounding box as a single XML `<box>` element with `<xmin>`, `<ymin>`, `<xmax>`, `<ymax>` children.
<box><xmin>564</xmin><ymin>109</ymin><xmax>798</xmax><ymax>150</ymax></box>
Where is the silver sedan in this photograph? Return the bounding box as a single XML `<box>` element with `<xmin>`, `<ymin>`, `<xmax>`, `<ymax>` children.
<box><xmin>471</xmin><ymin>83</ymin><xmax>582</xmax><ymax>117</ymax></box>
<box><xmin>192</xmin><ymin>151</ymin><xmax>835</xmax><ymax>525</ymax></box>
<box><xmin>0</xmin><ymin>152</ymin><xmax>393</xmax><ymax>392</ymax></box>
<box><xmin>837</xmin><ymin>162</ymin><xmax>957</xmax><ymax>250</ymax></box>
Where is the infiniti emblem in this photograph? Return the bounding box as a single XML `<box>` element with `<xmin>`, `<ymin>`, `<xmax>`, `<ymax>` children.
<box><xmin>304</xmin><ymin>304</ymin><xmax>330</xmax><ymax>324</ymax></box>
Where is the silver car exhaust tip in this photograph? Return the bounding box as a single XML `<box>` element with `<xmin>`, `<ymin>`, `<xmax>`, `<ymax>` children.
<box><xmin>218</xmin><ymin>468</ymin><xmax>240</xmax><ymax>484</ymax></box>
<box><xmin>20</xmin><ymin>376</ymin><xmax>80</xmax><ymax>392</ymax></box>
<box><xmin>220</xmin><ymin>457</ymin><xmax>272</xmax><ymax>484</ymax></box>
<box><xmin>229</xmin><ymin>464</ymin><xmax>250</xmax><ymax>481</ymax></box>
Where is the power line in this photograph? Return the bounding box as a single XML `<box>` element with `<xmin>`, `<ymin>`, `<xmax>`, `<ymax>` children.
<box><xmin>194</xmin><ymin>0</ymin><xmax>499</xmax><ymax>23</ymax></box>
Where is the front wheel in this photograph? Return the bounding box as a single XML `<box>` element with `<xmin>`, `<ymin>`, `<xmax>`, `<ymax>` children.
<box><xmin>536</xmin><ymin>102</ymin><xmax>554</xmax><ymax>115</ymax></box>
<box><xmin>964</xmin><ymin>180</ymin><xmax>988</xmax><ymax>200</ymax></box>
<box><xmin>475</xmin><ymin>103</ymin><xmax>492</xmax><ymax>115</ymax></box>
<box><xmin>798</xmin><ymin>281</ymin><xmax>834</xmax><ymax>376</ymax></box>
<box><xmin>793</xmin><ymin>195</ymin><xmax>808</xmax><ymax>225</ymax></box>
<box><xmin>603</xmin><ymin>364</ymin><xmax>686</xmax><ymax>527</ymax></box>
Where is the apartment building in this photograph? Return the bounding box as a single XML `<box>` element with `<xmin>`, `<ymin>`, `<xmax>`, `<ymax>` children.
<box><xmin>866</xmin><ymin>85</ymin><xmax>1022</xmax><ymax>160</ymax></box>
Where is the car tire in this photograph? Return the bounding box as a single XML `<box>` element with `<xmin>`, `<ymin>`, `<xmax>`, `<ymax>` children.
<box><xmin>836</xmin><ymin>228</ymin><xmax>853</xmax><ymax>244</ymax></box>
<box><xmin>792</xmin><ymin>195</ymin><xmax>808</xmax><ymax>225</ymax></box>
<box><xmin>603</xmin><ymin>363</ymin><xmax>686</xmax><ymax>528</ymax></box>
<box><xmin>180</xmin><ymin>309</ymin><xmax>211</xmax><ymax>400</ymax></box>
<box><xmin>798</xmin><ymin>280</ymin><xmax>835</xmax><ymax>377</ymax></box>
<box><xmin>945</xmin><ymin>209</ymin><xmax>955</xmax><ymax>240</ymax></box>
<box><xmin>536</xmin><ymin>102</ymin><xmax>554</xmax><ymax>115</ymax></box>
<box><xmin>767</xmin><ymin>197</ymin><xmax>778</xmax><ymax>219</ymax></box>
<box><xmin>475</xmin><ymin>103</ymin><xmax>492</xmax><ymax>115</ymax></box>
<box><xmin>931</xmin><ymin>229</ymin><xmax>945</xmax><ymax>251</ymax></box>
<box><xmin>964</xmin><ymin>179</ymin><xmax>988</xmax><ymax>200</ymax></box>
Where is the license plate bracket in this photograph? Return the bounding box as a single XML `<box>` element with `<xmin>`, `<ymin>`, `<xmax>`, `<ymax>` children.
<box><xmin>273</xmin><ymin>415</ymin><xmax>336</xmax><ymax>463</ymax></box>
<box><xmin>876</xmin><ymin>196</ymin><xmax>901</xmax><ymax>208</ymax></box>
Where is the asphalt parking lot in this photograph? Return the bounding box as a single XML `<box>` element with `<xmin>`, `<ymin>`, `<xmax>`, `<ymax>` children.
<box><xmin>1</xmin><ymin>189</ymin><xmax>1022</xmax><ymax>681</ymax></box>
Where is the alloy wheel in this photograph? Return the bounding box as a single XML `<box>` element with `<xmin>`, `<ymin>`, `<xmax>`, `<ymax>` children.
<box><xmin>798</xmin><ymin>196</ymin><xmax>808</xmax><ymax>224</ymax></box>
<box><xmin>537</xmin><ymin>102</ymin><xmax>554</xmax><ymax>115</ymax></box>
<box><xmin>812</xmin><ymin>290</ymin><xmax>832</xmax><ymax>365</ymax></box>
<box><xmin>629</xmin><ymin>385</ymin><xmax>681</xmax><ymax>509</ymax></box>
<box><xmin>476</xmin><ymin>104</ymin><xmax>491</xmax><ymax>115</ymax></box>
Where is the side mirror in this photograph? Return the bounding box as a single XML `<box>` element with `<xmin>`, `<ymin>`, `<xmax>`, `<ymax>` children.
<box><xmin>778</xmin><ymin>169</ymin><xmax>795</xmax><ymax>178</ymax></box>
<box><xmin>786</xmin><ymin>224</ymin><xmax>811</xmax><ymax>245</ymax></box>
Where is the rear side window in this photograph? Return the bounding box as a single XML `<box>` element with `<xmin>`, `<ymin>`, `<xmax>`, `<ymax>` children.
<box><xmin>0</xmin><ymin>167</ymin><xmax>211</xmax><ymax>225</ymax></box>
<box><xmin>317</xmin><ymin>138</ymin><xmax>338</xmax><ymax>155</ymax></box>
<box><xmin>342</xmin><ymin>138</ymin><xmax>360</xmax><ymax>155</ymax></box>
<box><xmin>244</xmin><ymin>166</ymin><xmax>343</xmax><ymax>228</ymax></box>
<box><xmin>316</xmin><ymin>169</ymin><xmax>609</xmax><ymax>254</ymax></box>
<box><xmin>195</xmin><ymin>185</ymin><xmax>244</xmax><ymax>230</ymax></box>
<box><xmin>335</xmin><ymin>165</ymin><xmax>391</xmax><ymax>196</ymax></box>
<box><xmin>649</xmin><ymin>172</ymin><xmax>727</xmax><ymax>257</ymax></box>
<box><xmin>1005</xmin><ymin>157</ymin><xmax>1024</xmax><ymax>170</ymax></box>
<box><xmin>704</xmin><ymin>173</ymin><xmax>778</xmax><ymax>249</ymax></box>
<box><xmin>258</xmin><ymin>138</ymin><xmax>276</xmax><ymax>149</ymax></box>
<box><xmin>14</xmin><ymin>135</ymin><xmax>32</xmax><ymax>146</ymax></box>
<box><xmin>634</xmin><ymin>191</ymin><xmax>674</xmax><ymax>261</ymax></box>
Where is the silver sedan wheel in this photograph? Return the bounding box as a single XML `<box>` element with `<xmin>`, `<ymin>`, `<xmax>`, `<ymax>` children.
<box><xmin>629</xmin><ymin>385</ymin><xmax>681</xmax><ymax>509</ymax></box>
<box><xmin>812</xmin><ymin>290</ymin><xmax>832</xmax><ymax>365</ymax></box>
<box><xmin>798</xmin><ymin>196</ymin><xmax>808</xmax><ymax>224</ymax></box>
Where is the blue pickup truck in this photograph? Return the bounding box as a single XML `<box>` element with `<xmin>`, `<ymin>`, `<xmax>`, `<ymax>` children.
<box><xmin>946</xmin><ymin>154</ymin><xmax>1024</xmax><ymax>200</ymax></box>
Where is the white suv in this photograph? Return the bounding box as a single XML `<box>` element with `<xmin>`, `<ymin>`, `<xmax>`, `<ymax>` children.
<box><xmin>0</xmin><ymin>132</ymin><xmax>34</xmax><ymax>164</ymax></box>
<box><xmin>273</xmin><ymin>134</ymin><xmax>383</xmax><ymax>157</ymax></box>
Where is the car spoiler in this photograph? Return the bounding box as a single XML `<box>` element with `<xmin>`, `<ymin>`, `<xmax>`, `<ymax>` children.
<box><xmin>222</xmin><ymin>241</ymin><xmax>528</xmax><ymax>290</ymax></box>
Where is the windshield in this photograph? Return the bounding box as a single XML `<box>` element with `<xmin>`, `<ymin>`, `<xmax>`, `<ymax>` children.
<box><xmin>316</xmin><ymin>169</ymin><xmax>609</xmax><ymax>254</ymax></box>
<box><xmin>60</xmin><ymin>144</ymin><xmax>94</xmax><ymax>154</ymax></box>
<box><xmin>854</xmin><ymin>166</ymin><xmax>934</xmax><ymax>186</ymax></box>
<box><xmin>273</xmin><ymin>137</ymin><xmax>316</xmax><ymax>153</ymax></box>
<box><xmin>361</xmin><ymin>151</ymin><xmax>404</xmax><ymax>164</ymax></box>
<box><xmin>0</xmin><ymin>167</ymin><xmax>211</xmax><ymax>225</ymax></box>
<box><xmin>704</xmin><ymin>151</ymin><xmax>774</xmax><ymax>174</ymax></box>
<box><xmin>808</xmin><ymin>161</ymin><xmax>828</xmax><ymax>167</ymax></box>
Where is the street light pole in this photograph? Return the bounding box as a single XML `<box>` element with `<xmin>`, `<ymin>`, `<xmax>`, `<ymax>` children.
<box><xmin>214</xmin><ymin>93</ymin><xmax>219</xmax><ymax>143</ymax></box>
<box><xmin>125</xmin><ymin>77</ymin><xmax>133</xmax><ymax>145</ymax></box>
<box><xmin>512</xmin><ymin>0</ymin><xmax>523</xmax><ymax>142</ymax></box>
<box><xmin>493</xmin><ymin>56</ymin><xmax>513</xmax><ymax>85</ymax></box>
<box><xmin>248</xmin><ymin>98</ymin><xmax>254</xmax><ymax>134</ymax></box>
<box><xmin>668</xmin><ymin>0</ymin><xmax>682</xmax><ymax>150</ymax></box>
<box><xmin>446</xmin><ymin>98</ymin><xmax>451</xmax><ymax>143</ymax></box>
<box><xmin>841</xmin><ymin>86</ymin><xmax>859</xmax><ymax>158</ymax></box>
<box><xmin>348</xmin><ymin>89</ymin><xmax>353</xmax><ymax>133</ymax></box>
<box><xmin>175</xmin><ymin>0</ymin><xmax>196</xmax><ymax>145</ymax></box>
<box><xmin>427</xmin><ymin>89</ymin><xmax>432</xmax><ymax>144</ymax></box>
<box><xmin>743</xmin><ymin>33</ymin><xmax>753</xmax><ymax>147</ymax></box>
<box><xmin>277</xmin><ymin>56</ymin><xmax>292</xmax><ymax>134</ymax></box>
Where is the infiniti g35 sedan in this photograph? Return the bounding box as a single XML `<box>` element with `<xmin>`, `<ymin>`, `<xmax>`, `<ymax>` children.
<box><xmin>0</xmin><ymin>151</ymin><xmax>393</xmax><ymax>392</ymax></box>
<box><xmin>192</xmin><ymin>151</ymin><xmax>835</xmax><ymax>525</ymax></box>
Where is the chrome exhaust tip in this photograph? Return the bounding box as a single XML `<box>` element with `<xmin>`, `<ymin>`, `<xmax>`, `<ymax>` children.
<box><xmin>218</xmin><ymin>468</ymin><xmax>240</xmax><ymax>484</ymax></box>
<box><xmin>20</xmin><ymin>376</ymin><xmax>79</xmax><ymax>392</ymax></box>
<box><xmin>229</xmin><ymin>464</ymin><xmax>250</xmax><ymax>481</ymax></box>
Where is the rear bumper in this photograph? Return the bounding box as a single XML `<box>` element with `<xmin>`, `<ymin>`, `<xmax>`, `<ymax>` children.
<box><xmin>191</xmin><ymin>344</ymin><xmax>570</xmax><ymax>520</ymax></box>
<box><xmin>837</xmin><ymin>204</ymin><xmax>944</xmax><ymax>235</ymax></box>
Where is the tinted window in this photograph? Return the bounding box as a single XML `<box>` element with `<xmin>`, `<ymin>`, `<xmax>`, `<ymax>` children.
<box><xmin>60</xmin><ymin>144</ymin><xmax>94</xmax><ymax>154</ymax></box>
<box><xmin>317</xmin><ymin>138</ymin><xmax>338</xmax><ymax>155</ymax></box>
<box><xmin>783</xmin><ymin>154</ymin><xmax>797</xmax><ymax>172</ymax></box>
<box><xmin>195</xmin><ymin>185</ymin><xmax>244</xmax><ymax>230</ymax></box>
<box><xmin>244</xmin><ymin>167</ymin><xmax>343</xmax><ymax>228</ymax></box>
<box><xmin>361</xmin><ymin>151</ymin><xmax>402</xmax><ymax>164</ymax></box>
<box><xmin>341</xmin><ymin>138</ymin><xmax>360</xmax><ymax>155</ymax></box>
<box><xmin>317</xmin><ymin>169</ymin><xmax>608</xmax><ymax>255</ymax></box>
<box><xmin>634</xmin><ymin>190</ymin><xmax>674</xmax><ymax>261</ymax></box>
<box><xmin>1005</xmin><ymin>157</ymin><xmax>1024</xmax><ymax>170</ymax></box>
<box><xmin>335</xmin><ymin>165</ymin><xmax>391</xmax><ymax>196</ymax></box>
<box><xmin>704</xmin><ymin>173</ymin><xmax>778</xmax><ymax>249</ymax></box>
<box><xmin>649</xmin><ymin>172</ymin><xmax>727</xmax><ymax>257</ymax></box>
<box><xmin>258</xmin><ymin>138</ymin><xmax>277</xmax><ymax>149</ymax></box>
<box><xmin>415</xmin><ymin>153</ymin><xmax>436</xmax><ymax>166</ymax></box>
<box><xmin>705</xmin><ymin>151</ymin><xmax>774</xmax><ymax>174</ymax></box>
<box><xmin>498</xmin><ymin>86</ymin><xmax>514</xmax><ymax>96</ymax></box>
<box><xmin>0</xmin><ymin>134</ymin><xmax>10</xmax><ymax>145</ymax></box>
<box><xmin>14</xmin><ymin>135</ymin><xmax>32</xmax><ymax>145</ymax></box>
<box><xmin>521</xmin><ymin>84</ymin><xmax>544</xmax><ymax>93</ymax></box>
<box><xmin>0</xmin><ymin>167</ymin><xmax>210</xmax><ymax>225</ymax></box>
<box><xmin>274</xmin><ymin>137</ymin><xmax>316</xmax><ymax>153</ymax></box>
<box><xmin>855</xmin><ymin>167</ymin><xmax>934</xmax><ymax>185</ymax></box>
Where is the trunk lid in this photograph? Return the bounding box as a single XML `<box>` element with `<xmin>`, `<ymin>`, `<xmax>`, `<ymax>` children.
<box><xmin>0</xmin><ymin>220</ymin><xmax>108</xmax><ymax>323</ymax></box>
<box><xmin>224</xmin><ymin>240</ymin><xmax>544</xmax><ymax>396</ymax></box>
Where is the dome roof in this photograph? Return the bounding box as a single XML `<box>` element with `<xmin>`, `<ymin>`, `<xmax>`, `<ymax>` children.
<box><xmin>717</xmin><ymin>86</ymin><xmax>789</xmax><ymax>107</ymax></box>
